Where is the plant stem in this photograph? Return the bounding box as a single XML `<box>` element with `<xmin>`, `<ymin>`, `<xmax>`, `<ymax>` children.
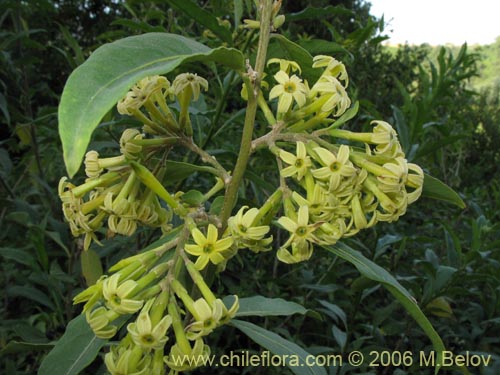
<box><xmin>219</xmin><ymin>0</ymin><xmax>274</xmax><ymax>227</ymax></box>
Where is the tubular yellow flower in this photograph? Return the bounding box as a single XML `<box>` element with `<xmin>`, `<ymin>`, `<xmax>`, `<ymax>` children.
<box><xmin>277</xmin><ymin>239</ymin><xmax>313</xmax><ymax>264</ymax></box>
<box><xmin>86</xmin><ymin>307</ymin><xmax>119</xmax><ymax>339</ymax></box>
<box><xmin>278</xmin><ymin>205</ymin><xmax>319</xmax><ymax>245</ymax></box>
<box><xmin>371</xmin><ymin>121</ymin><xmax>404</xmax><ymax>157</ymax></box>
<box><xmin>376</xmin><ymin>157</ymin><xmax>408</xmax><ymax>193</ymax></box>
<box><xmin>267</xmin><ymin>58</ymin><xmax>302</xmax><ymax>74</ymax></box>
<box><xmin>102</xmin><ymin>273</ymin><xmax>143</xmax><ymax>314</ymax></box>
<box><xmin>228</xmin><ymin>206</ymin><xmax>270</xmax><ymax>241</ymax></box>
<box><xmin>164</xmin><ymin>338</ymin><xmax>210</xmax><ymax>372</ymax></box>
<box><xmin>269</xmin><ymin>71</ymin><xmax>308</xmax><ymax>114</ymax></box>
<box><xmin>172</xmin><ymin>73</ymin><xmax>208</xmax><ymax>101</ymax></box>
<box><xmin>291</xmin><ymin>184</ymin><xmax>329</xmax><ymax>218</ymax></box>
<box><xmin>127</xmin><ymin>299</ymin><xmax>172</xmax><ymax>350</ymax></box>
<box><xmin>312</xmin><ymin>55</ymin><xmax>349</xmax><ymax>86</ymax></box>
<box><xmin>117</xmin><ymin>75</ymin><xmax>170</xmax><ymax>116</ymax></box>
<box><xmin>279</xmin><ymin>141</ymin><xmax>312</xmax><ymax>181</ymax></box>
<box><xmin>310</xmin><ymin>75</ymin><xmax>351</xmax><ymax>116</ymax></box>
<box><xmin>184</xmin><ymin>224</ymin><xmax>234</xmax><ymax>270</ymax></box>
<box><xmin>104</xmin><ymin>344</ymin><xmax>151</xmax><ymax>375</ymax></box>
<box><xmin>185</xmin><ymin>298</ymin><xmax>224</xmax><ymax>340</ymax></box>
<box><xmin>120</xmin><ymin>129</ymin><xmax>143</xmax><ymax>160</ymax></box>
<box><xmin>312</xmin><ymin>145</ymin><xmax>357</xmax><ymax>191</ymax></box>
<box><xmin>406</xmin><ymin>163</ymin><xmax>424</xmax><ymax>204</ymax></box>
<box><xmin>220</xmin><ymin>296</ymin><xmax>239</xmax><ymax>325</ymax></box>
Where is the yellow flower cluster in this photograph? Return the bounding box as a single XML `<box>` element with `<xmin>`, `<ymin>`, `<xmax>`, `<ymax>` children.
<box><xmin>58</xmin><ymin>73</ymin><xmax>213</xmax><ymax>249</ymax></box>
<box><xmin>58</xmin><ymin>133</ymin><xmax>173</xmax><ymax>250</ymax></box>
<box><xmin>74</xmin><ymin>247</ymin><xmax>239</xmax><ymax>375</ymax></box>
<box><xmin>267</xmin><ymin>55</ymin><xmax>351</xmax><ymax>122</ymax></box>
<box><xmin>275</xmin><ymin>128</ymin><xmax>423</xmax><ymax>263</ymax></box>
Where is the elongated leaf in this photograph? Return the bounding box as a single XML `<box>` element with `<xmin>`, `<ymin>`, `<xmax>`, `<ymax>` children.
<box><xmin>231</xmin><ymin>320</ymin><xmax>327</xmax><ymax>375</ymax></box>
<box><xmin>164</xmin><ymin>160</ymin><xmax>216</xmax><ymax>182</ymax></box>
<box><xmin>165</xmin><ymin>0</ymin><xmax>233</xmax><ymax>44</ymax></box>
<box><xmin>322</xmin><ymin>243</ymin><xmax>445</xmax><ymax>373</ymax></box>
<box><xmin>287</xmin><ymin>6</ymin><xmax>354</xmax><ymax>21</ymax></box>
<box><xmin>59</xmin><ymin>33</ymin><xmax>244</xmax><ymax>177</ymax></box>
<box><xmin>234</xmin><ymin>296</ymin><xmax>308</xmax><ymax>317</ymax></box>
<box><xmin>38</xmin><ymin>314</ymin><xmax>106</xmax><ymax>375</ymax></box>
<box><xmin>0</xmin><ymin>92</ymin><xmax>10</xmax><ymax>125</ymax></box>
<box><xmin>7</xmin><ymin>286</ymin><xmax>55</xmax><ymax>310</ymax></box>
<box><xmin>1</xmin><ymin>341</ymin><xmax>54</xmax><ymax>355</ymax></box>
<box><xmin>298</xmin><ymin>39</ymin><xmax>350</xmax><ymax>58</ymax></box>
<box><xmin>422</xmin><ymin>173</ymin><xmax>465</xmax><ymax>209</ymax></box>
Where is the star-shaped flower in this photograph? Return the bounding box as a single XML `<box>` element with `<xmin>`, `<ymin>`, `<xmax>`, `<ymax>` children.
<box><xmin>102</xmin><ymin>273</ymin><xmax>143</xmax><ymax>314</ymax></box>
<box><xmin>185</xmin><ymin>224</ymin><xmax>233</xmax><ymax>270</ymax></box>
<box><xmin>269</xmin><ymin>71</ymin><xmax>308</xmax><ymax>114</ymax></box>
<box><xmin>279</xmin><ymin>141</ymin><xmax>312</xmax><ymax>181</ymax></box>
<box><xmin>312</xmin><ymin>145</ymin><xmax>357</xmax><ymax>191</ymax></box>
<box><xmin>127</xmin><ymin>299</ymin><xmax>172</xmax><ymax>350</ymax></box>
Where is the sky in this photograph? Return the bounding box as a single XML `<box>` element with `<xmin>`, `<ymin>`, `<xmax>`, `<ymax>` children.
<box><xmin>368</xmin><ymin>0</ymin><xmax>500</xmax><ymax>45</ymax></box>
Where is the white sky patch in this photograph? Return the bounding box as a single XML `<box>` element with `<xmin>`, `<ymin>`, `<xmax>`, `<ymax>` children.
<box><xmin>368</xmin><ymin>0</ymin><xmax>500</xmax><ymax>45</ymax></box>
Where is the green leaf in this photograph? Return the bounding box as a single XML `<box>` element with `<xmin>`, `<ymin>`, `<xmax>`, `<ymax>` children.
<box><xmin>59</xmin><ymin>33</ymin><xmax>244</xmax><ymax>177</ymax></box>
<box><xmin>230</xmin><ymin>320</ymin><xmax>327</xmax><ymax>375</ymax></box>
<box><xmin>233</xmin><ymin>0</ymin><xmax>244</xmax><ymax>28</ymax></box>
<box><xmin>164</xmin><ymin>0</ymin><xmax>233</xmax><ymax>44</ymax></box>
<box><xmin>164</xmin><ymin>160</ymin><xmax>216</xmax><ymax>182</ymax></box>
<box><xmin>391</xmin><ymin>105</ymin><xmax>410</xmax><ymax>152</ymax></box>
<box><xmin>1</xmin><ymin>340</ymin><xmax>54</xmax><ymax>355</ymax></box>
<box><xmin>422</xmin><ymin>173</ymin><xmax>465</xmax><ymax>209</ymax></box>
<box><xmin>7</xmin><ymin>286</ymin><xmax>55</xmax><ymax>310</ymax></box>
<box><xmin>58</xmin><ymin>23</ymin><xmax>85</xmax><ymax>66</ymax></box>
<box><xmin>0</xmin><ymin>247</ymin><xmax>36</xmax><ymax>266</ymax></box>
<box><xmin>298</xmin><ymin>39</ymin><xmax>350</xmax><ymax>58</ymax></box>
<box><xmin>38</xmin><ymin>314</ymin><xmax>106</xmax><ymax>375</ymax></box>
<box><xmin>0</xmin><ymin>92</ymin><xmax>10</xmax><ymax>125</ymax></box>
<box><xmin>287</xmin><ymin>6</ymin><xmax>354</xmax><ymax>22</ymax></box>
<box><xmin>81</xmin><ymin>249</ymin><xmax>103</xmax><ymax>286</ymax></box>
<box><xmin>322</xmin><ymin>242</ymin><xmax>445</xmax><ymax>373</ymax></box>
<box><xmin>233</xmin><ymin>296</ymin><xmax>308</xmax><ymax>317</ymax></box>
<box><xmin>267</xmin><ymin>34</ymin><xmax>320</xmax><ymax>83</ymax></box>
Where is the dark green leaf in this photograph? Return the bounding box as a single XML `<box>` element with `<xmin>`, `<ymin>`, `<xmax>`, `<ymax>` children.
<box><xmin>38</xmin><ymin>315</ymin><xmax>107</xmax><ymax>375</ymax></box>
<box><xmin>58</xmin><ymin>24</ymin><xmax>84</xmax><ymax>66</ymax></box>
<box><xmin>1</xmin><ymin>341</ymin><xmax>54</xmax><ymax>355</ymax></box>
<box><xmin>298</xmin><ymin>39</ymin><xmax>350</xmax><ymax>57</ymax></box>
<box><xmin>111</xmin><ymin>19</ymin><xmax>167</xmax><ymax>33</ymax></box>
<box><xmin>391</xmin><ymin>105</ymin><xmax>410</xmax><ymax>152</ymax></box>
<box><xmin>0</xmin><ymin>92</ymin><xmax>10</xmax><ymax>125</ymax></box>
<box><xmin>234</xmin><ymin>296</ymin><xmax>308</xmax><ymax>317</ymax></box>
<box><xmin>0</xmin><ymin>247</ymin><xmax>36</xmax><ymax>266</ymax></box>
<box><xmin>287</xmin><ymin>6</ymin><xmax>354</xmax><ymax>21</ymax></box>
<box><xmin>230</xmin><ymin>320</ymin><xmax>327</xmax><ymax>375</ymax></box>
<box><xmin>164</xmin><ymin>160</ymin><xmax>216</xmax><ymax>182</ymax></box>
<box><xmin>233</xmin><ymin>0</ymin><xmax>244</xmax><ymax>28</ymax></box>
<box><xmin>322</xmin><ymin>243</ymin><xmax>445</xmax><ymax>372</ymax></box>
<box><xmin>164</xmin><ymin>0</ymin><xmax>233</xmax><ymax>44</ymax></box>
<box><xmin>59</xmin><ymin>33</ymin><xmax>244</xmax><ymax>177</ymax></box>
<box><xmin>7</xmin><ymin>286</ymin><xmax>55</xmax><ymax>310</ymax></box>
<box><xmin>422</xmin><ymin>173</ymin><xmax>466</xmax><ymax>209</ymax></box>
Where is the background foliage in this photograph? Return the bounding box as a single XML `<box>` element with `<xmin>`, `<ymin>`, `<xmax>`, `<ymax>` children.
<box><xmin>0</xmin><ymin>0</ymin><xmax>499</xmax><ymax>374</ymax></box>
